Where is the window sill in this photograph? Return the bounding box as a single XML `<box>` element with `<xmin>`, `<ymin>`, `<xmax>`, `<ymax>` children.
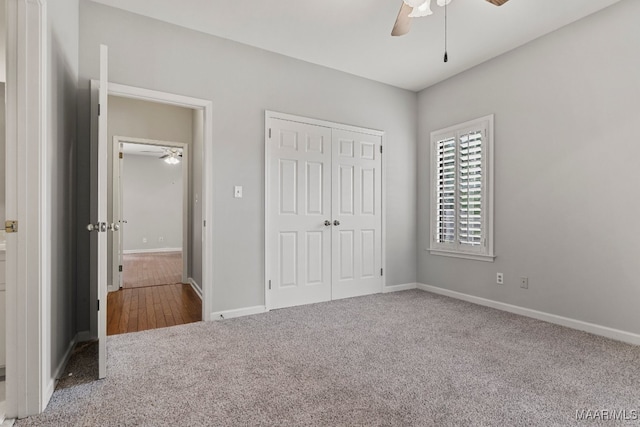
<box><xmin>427</xmin><ymin>248</ymin><xmax>495</xmax><ymax>262</ymax></box>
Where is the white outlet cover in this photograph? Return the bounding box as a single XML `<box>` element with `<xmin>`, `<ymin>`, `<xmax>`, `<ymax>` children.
<box><xmin>234</xmin><ymin>186</ymin><xmax>243</xmax><ymax>198</ymax></box>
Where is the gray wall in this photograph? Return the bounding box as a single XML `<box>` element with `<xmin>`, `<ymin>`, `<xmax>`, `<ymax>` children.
<box><xmin>48</xmin><ymin>0</ymin><xmax>79</xmax><ymax>392</ymax></box>
<box><xmin>122</xmin><ymin>153</ymin><xmax>183</xmax><ymax>252</ymax></box>
<box><xmin>77</xmin><ymin>1</ymin><xmax>417</xmax><ymax>321</ymax></box>
<box><xmin>417</xmin><ymin>0</ymin><xmax>640</xmax><ymax>335</ymax></box>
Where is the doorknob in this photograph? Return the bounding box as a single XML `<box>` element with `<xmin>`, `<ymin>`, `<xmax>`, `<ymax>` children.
<box><xmin>333</xmin><ymin>220</ymin><xmax>340</xmax><ymax>226</ymax></box>
<box><xmin>108</xmin><ymin>223</ymin><xmax>120</xmax><ymax>232</ymax></box>
<box><xmin>87</xmin><ymin>222</ymin><xmax>107</xmax><ymax>232</ymax></box>
<box><xmin>324</xmin><ymin>220</ymin><xmax>331</xmax><ymax>226</ymax></box>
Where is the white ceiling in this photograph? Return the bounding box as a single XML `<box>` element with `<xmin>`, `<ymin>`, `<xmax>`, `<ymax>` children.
<box><xmin>91</xmin><ymin>0</ymin><xmax>621</xmax><ymax>92</ymax></box>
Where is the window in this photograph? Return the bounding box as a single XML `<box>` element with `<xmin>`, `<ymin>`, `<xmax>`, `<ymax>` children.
<box><xmin>429</xmin><ymin>115</ymin><xmax>494</xmax><ymax>261</ymax></box>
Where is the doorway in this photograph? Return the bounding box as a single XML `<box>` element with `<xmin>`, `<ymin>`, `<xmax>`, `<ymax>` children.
<box><xmin>102</xmin><ymin>96</ymin><xmax>203</xmax><ymax>336</ymax></box>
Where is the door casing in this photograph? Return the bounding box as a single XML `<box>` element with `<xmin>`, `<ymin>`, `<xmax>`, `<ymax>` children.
<box><xmin>5</xmin><ymin>0</ymin><xmax>48</xmax><ymax>417</ymax></box>
<box><xmin>90</xmin><ymin>80</ymin><xmax>214</xmax><ymax>342</ymax></box>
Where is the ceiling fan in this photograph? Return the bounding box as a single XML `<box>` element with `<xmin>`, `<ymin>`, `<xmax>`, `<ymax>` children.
<box><xmin>139</xmin><ymin>147</ymin><xmax>183</xmax><ymax>164</ymax></box>
<box><xmin>159</xmin><ymin>148</ymin><xmax>183</xmax><ymax>165</ymax></box>
<box><xmin>391</xmin><ymin>0</ymin><xmax>510</xmax><ymax>36</ymax></box>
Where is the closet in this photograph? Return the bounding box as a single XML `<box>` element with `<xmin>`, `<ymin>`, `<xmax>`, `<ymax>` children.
<box><xmin>266</xmin><ymin>113</ymin><xmax>384</xmax><ymax>309</ymax></box>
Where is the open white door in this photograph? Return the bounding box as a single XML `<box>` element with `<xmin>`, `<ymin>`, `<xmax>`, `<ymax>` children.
<box><xmin>98</xmin><ymin>44</ymin><xmax>109</xmax><ymax>379</ymax></box>
<box><xmin>89</xmin><ymin>44</ymin><xmax>110</xmax><ymax>379</ymax></box>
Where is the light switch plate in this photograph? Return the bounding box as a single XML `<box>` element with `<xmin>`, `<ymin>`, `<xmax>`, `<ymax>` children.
<box><xmin>234</xmin><ymin>186</ymin><xmax>243</xmax><ymax>198</ymax></box>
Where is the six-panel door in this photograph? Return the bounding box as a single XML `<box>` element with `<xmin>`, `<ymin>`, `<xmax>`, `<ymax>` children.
<box><xmin>268</xmin><ymin>119</ymin><xmax>333</xmax><ymax>309</ymax></box>
<box><xmin>331</xmin><ymin>129</ymin><xmax>382</xmax><ymax>300</ymax></box>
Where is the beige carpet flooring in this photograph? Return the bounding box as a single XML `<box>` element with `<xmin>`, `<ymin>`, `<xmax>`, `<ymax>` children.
<box><xmin>15</xmin><ymin>290</ymin><xmax>640</xmax><ymax>426</ymax></box>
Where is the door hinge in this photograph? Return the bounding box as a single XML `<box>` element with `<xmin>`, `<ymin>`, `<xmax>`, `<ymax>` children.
<box><xmin>119</xmin><ymin>265</ymin><xmax>123</xmax><ymax>272</ymax></box>
<box><xmin>380</xmin><ymin>145</ymin><xmax>383</xmax><ymax>154</ymax></box>
<box><xmin>98</xmin><ymin>103</ymin><xmax>101</xmax><ymax>116</ymax></box>
<box><xmin>268</xmin><ymin>128</ymin><xmax>272</xmax><ymax>138</ymax></box>
<box><xmin>97</xmin><ymin>300</ymin><xmax>100</xmax><ymax>311</ymax></box>
<box><xmin>380</xmin><ymin>268</ymin><xmax>383</xmax><ymax>276</ymax></box>
<box><xmin>203</xmin><ymin>220</ymin><xmax>206</xmax><ymax>227</ymax></box>
<box><xmin>119</xmin><ymin>152</ymin><xmax>123</xmax><ymax>159</ymax></box>
<box><xmin>268</xmin><ymin>280</ymin><xmax>272</xmax><ymax>290</ymax></box>
<box><xmin>5</xmin><ymin>220</ymin><xmax>18</xmax><ymax>233</ymax></box>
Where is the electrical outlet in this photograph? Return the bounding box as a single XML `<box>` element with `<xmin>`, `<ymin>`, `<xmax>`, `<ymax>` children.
<box><xmin>142</xmin><ymin>237</ymin><xmax>147</xmax><ymax>243</ymax></box>
<box><xmin>496</xmin><ymin>273</ymin><xmax>504</xmax><ymax>285</ymax></box>
<box><xmin>234</xmin><ymin>186</ymin><xmax>243</xmax><ymax>198</ymax></box>
<box><xmin>158</xmin><ymin>236</ymin><xmax>164</xmax><ymax>242</ymax></box>
<box><xmin>520</xmin><ymin>277</ymin><xmax>528</xmax><ymax>289</ymax></box>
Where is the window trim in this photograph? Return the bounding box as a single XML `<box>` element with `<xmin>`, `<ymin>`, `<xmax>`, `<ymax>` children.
<box><xmin>429</xmin><ymin>114</ymin><xmax>495</xmax><ymax>262</ymax></box>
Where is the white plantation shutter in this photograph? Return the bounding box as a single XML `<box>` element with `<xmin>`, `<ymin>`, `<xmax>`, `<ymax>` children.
<box><xmin>458</xmin><ymin>130</ymin><xmax>483</xmax><ymax>247</ymax></box>
<box><xmin>430</xmin><ymin>115</ymin><xmax>494</xmax><ymax>261</ymax></box>
<box><xmin>436</xmin><ymin>137</ymin><xmax>456</xmax><ymax>243</ymax></box>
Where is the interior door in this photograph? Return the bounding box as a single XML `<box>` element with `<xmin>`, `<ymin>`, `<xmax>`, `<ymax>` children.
<box><xmin>268</xmin><ymin>118</ymin><xmax>332</xmax><ymax>309</ymax></box>
<box><xmin>97</xmin><ymin>44</ymin><xmax>109</xmax><ymax>379</ymax></box>
<box><xmin>331</xmin><ymin>129</ymin><xmax>382</xmax><ymax>300</ymax></box>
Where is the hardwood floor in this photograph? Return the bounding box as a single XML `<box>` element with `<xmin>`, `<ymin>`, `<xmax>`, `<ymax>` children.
<box><xmin>107</xmin><ymin>283</ymin><xmax>201</xmax><ymax>336</ymax></box>
<box><xmin>123</xmin><ymin>251</ymin><xmax>182</xmax><ymax>289</ymax></box>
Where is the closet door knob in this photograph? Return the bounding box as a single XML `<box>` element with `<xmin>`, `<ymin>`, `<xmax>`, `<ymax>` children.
<box><xmin>333</xmin><ymin>220</ymin><xmax>340</xmax><ymax>226</ymax></box>
<box><xmin>324</xmin><ymin>220</ymin><xmax>331</xmax><ymax>226</ymax></box>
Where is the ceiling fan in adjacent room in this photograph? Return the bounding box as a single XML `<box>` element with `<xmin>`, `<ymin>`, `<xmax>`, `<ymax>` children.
<box><xmin>159</xmin><ymin>148</ymin><xmax>183</xmax><ymax>165</ymax></box>
<box><xmin>391</xmin><ymin>0</ymin><xmax>510</xmax><ymax>36</ymax></box>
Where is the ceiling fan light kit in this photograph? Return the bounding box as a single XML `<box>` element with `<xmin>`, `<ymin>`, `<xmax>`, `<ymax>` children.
<box><xmin>164</xmin><ymin>155</ymin><xmax>180</xmax><ymax>165</ymax></box>
<box><xmin>159</xmin><ymin>148</ymin><xmax>183</xmax><ymax>165</ymax></box>
<box><xmin>408</xmin><ymin>0</ymin><xmax>432</xmax><ymax>18</ymax></box>
<box><xmin>392</xmin><ymin>0</ymin><xmax>509</xmax><ymax>37</ymax></box>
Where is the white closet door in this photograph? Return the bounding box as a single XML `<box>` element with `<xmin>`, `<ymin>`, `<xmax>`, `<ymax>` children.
<box><xmin>331</xmin><ymin>129</ymin><xmax>382</xmax><ymax>300</ymax></box>
<box><xmin>268</xmin><ymin>119</ymin><xmax>332</xmax><ymax>309</ymax></box>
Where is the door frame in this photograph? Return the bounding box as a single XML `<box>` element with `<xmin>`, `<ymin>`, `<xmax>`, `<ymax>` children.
<box><xmin>5</xmin><ymin>0</ymin><xmax>48</xmax><ymax>418</ymax></box>
<box><xmin>110</xmin><ymin>136</ymin><xmax>190</xmax><ymax>291</ymax></box>
<box><xmin>264</xmin><ymin>111</ymin><xmax>387</xmax><ymax>310</ymax></box>
<box><xmin>90</xmin><ymin>81</ymin><xmax>214</xmax><ymax>330</ymax></box>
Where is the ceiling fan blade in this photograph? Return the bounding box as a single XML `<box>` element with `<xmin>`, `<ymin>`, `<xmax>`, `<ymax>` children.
<box><xmin>159</xmin><ymin>154</ymin><xmax>170</xmax><ymax>159</ymax></box>
<box><xmin>391</xmin><ymin>2</ymin><xmax>413</xmax><ymax>37</ymax></box>
<box><xmin>485</xmin><ymin>0</ymin><xmax>509</xmax><ymax>5</ymax></box>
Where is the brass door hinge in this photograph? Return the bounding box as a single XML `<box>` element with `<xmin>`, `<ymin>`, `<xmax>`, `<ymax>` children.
<box><xmin>5</xmin><ymin>220</ymin><xmax>17</xmax><ymax>233</ymax></box>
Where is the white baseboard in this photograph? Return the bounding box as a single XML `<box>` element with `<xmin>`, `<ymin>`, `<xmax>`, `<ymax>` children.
<box><xmin>45</xmin><ymin>332</ymin><xmax>79</xmax><ymax>406</ymax></box>
<box><xmin>188</xmin><ymin>278</ymin><xmax>202</xmax><ymax>299</ymax></box>
<box><xmin>211</xmin><ymin>305</ymin><xmax>267</xmax><ymax>320</ymax></box>
<box><xmin>382</xmin><ymin>283</ymin><xmax>418</xmax><ymax>293</ymax></box>
<box><xmin>76</xmin><ymin>330</ymin><xmax>94</xmax><ymax>342</ymax></box>
<box><xmin>123</xmin><ymin>247</ymin><xmax>182</xmax><ymax>254</ymax></box>
<box><xmin>417</xmin><ymin>283</ymin><xmax>640</xmax><ymax>346</ymax></box>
